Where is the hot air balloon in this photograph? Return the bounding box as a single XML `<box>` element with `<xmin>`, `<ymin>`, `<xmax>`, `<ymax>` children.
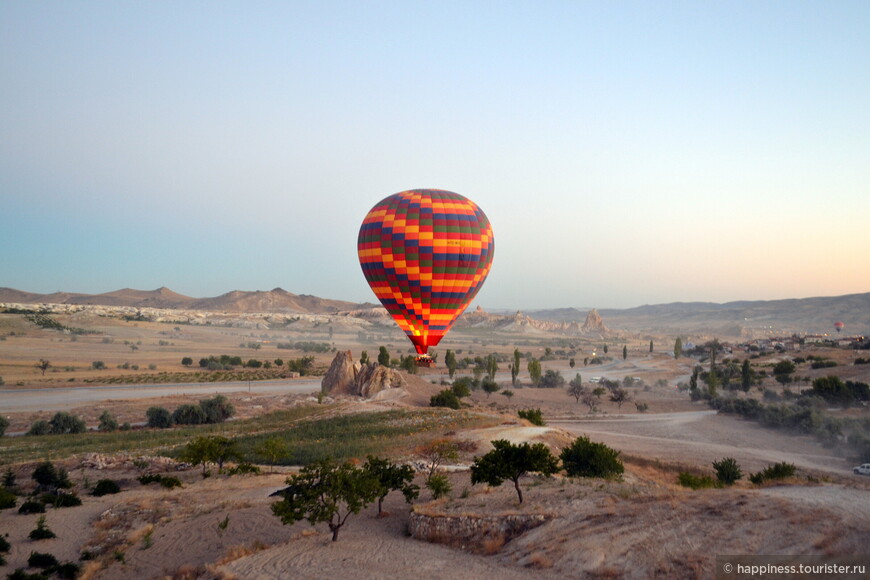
<box><xmin>358</xmin><ymin>189</ymin><xmax>494</xmax><ymax>365</ymax></box>
<box><xmin>834</xmin><ymin>321</ymin><xmax>844</xmax><ymax>333</ymax></box>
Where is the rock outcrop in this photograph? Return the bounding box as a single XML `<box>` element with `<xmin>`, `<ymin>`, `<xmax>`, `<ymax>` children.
<box><xmin>581</xmin><ymin>309</ymin><xmax>609</xmax><ymax>335</ymax></box>
<box><xmin>321</xmin><ymin>351</ymin><xmax>406</xmax><ymax>399</ymax></box>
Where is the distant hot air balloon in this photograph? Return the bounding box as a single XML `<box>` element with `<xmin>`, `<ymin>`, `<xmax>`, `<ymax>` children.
<box><xmin>358</xmin><ymin>189</ymin><xmax>494</xmax><ymax>362</ymax></box>
<box><xmin>834</xmin><ymin>321</ymin><xmax>844</xmax><ymax>333</ymax></box>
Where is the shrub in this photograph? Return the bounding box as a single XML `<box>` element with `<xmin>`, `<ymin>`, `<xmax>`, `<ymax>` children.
<box><xmin>426</xmin><ymin>473</ymin><xmax>451</xmax><ymax>499</ymax></box>
<box><xmin>29</xmin><ymin>515</ymin><xmax>56</xmax><ymax>540</ymax></box>
<box><xmin>560</xmin><ymin>436</ymin><xmax>624</xmax><ymax>479</ymax></box>
<box><xmin>28</xmin><ymin>551</ymin><xmax>59</xmax><ymax>569</ymax></box>
<box><xmin>53</xmin><ymin>562</ymin><xmax>81</xmax><ymax>580</ymax></box>
<box><xmin>137</xmin><ymin>474</ymin><xmax>182</xmax><ymax>489</ymax></box>
<box><xmin>227</xmin><ymin>463</ymin><xmax>261</xmax><ymax>476</ymax></box>
<box><xmin>749</xmin><ymin>462</ymin><xmax>796</xmax><ymax>484</ymax></box>
<box><xmin>450</xmin><ymin>381</ymin><xmax>471</xmax><ymax>399</ymax></box>
<box><xmin>18</xmin><ymin>500</ymin><xmax>46</xmax><ymax>514</ymax></box>
<box><xmin>199</xmin><ymin>394</ymin><xmax>235</xmax><ymax>423</ymax></box>
<box><xmin>98</xmin><ymin>411</ymin><xmax>118</xmax><ymax>432</ymax></box>
<box><xmin>0</xmin><ymin>487</ymin><xmax>16</xmax><ymax>509</ymax></box>
<box><xmin>26</xmin><ymin>420</ymin><xmax>51</xmax><ymax>436</ymax></box>
<box><xmin>677</xmin><ymin>472</ymin><xmax>719</xmax><ymax>489</ymax></box>
<box><xmin>91</xmin><ymin>479</ymin><xmax>121</xmax><ymax>496</ymax></box>
<box><xmin>517</xmin><ymin>408</ymin><xmax>545</xmax><ymax>426</ymax></box>
<box><xmin>42</xmin><ymin>492</ymin><xmax>81</xmax><ymax>508</ymax></box>
<box><xmin>146</xmin><ymin>406</ymin><xmax>173</xmax><ymax>429</ymax></box>
<box><xmin>0</xmin><ymin>535</ymin><xmax>10</xmax><ymax>553</ymax></box>
<box><xmin>712</xmin><ymin>457</ymin><xmax>743</xmax><ymax>485</ymax></box>
<box><xmin>430</xmin><ymin>389</ymin><xmax>461</xmax><ymax>410</ymax></box>
<box><xmin>31</xmin><ymin>462</ymin><xmax>71</xmax><ymax>490</ymax></box>
<box><xmin>172</xmin><ymin>404</ymin><xmax>206</xmax><ymax>425</ymax></box>
<box><xmin>0</xmin><ymin>415</ymin><xmax>8</xmax><ymax>437</ymax></box>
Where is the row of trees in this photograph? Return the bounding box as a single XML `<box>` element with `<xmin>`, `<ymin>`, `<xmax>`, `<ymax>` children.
<box><xmin>271</xmin><ymin>435</ymin><xmax>623</xmax><ymax>542</ymax></box>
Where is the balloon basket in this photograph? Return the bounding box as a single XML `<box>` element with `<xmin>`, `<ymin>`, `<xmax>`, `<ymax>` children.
<box><xmin>415</xmin><ymin>355</ymin><xmax>436</xmax><ymax>368</ymax></box>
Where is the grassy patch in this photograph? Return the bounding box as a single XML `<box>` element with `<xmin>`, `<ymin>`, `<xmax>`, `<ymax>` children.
<box><xmin>232</xmin><ymin>409</ymin><xmax>496</xmax><ymax>465</ymax></box>
<box><xmin>0</xmin><ymin>407</ymin><xmax>497</xmax><ymax>465</ymax></box>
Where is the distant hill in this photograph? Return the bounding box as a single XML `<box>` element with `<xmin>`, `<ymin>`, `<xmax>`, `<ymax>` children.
<box><xmin>3</xmin><ymin>287</ymin><xmax>868</xmax><ymax>336</ymax></box>
<box><xmin>0</xmin><ymin>286</ymin><xmax>364</xmax><ymax>315</ymax></box>
<box><xmin>529</xmin><ymin>293</ymin><xmax>870</xmax><ymax>337</ymax></box>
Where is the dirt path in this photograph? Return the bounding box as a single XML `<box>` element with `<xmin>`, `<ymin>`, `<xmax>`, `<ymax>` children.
<box><xmin>554</xmin><ymin>410</ymin><xmax>854</xmax><ymax>476</ymax></box>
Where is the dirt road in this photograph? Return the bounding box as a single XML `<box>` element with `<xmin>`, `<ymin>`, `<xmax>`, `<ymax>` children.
<box><xmin>554</xmin><ymin>410</ymin><xmax>854</xmax><ymax>476</ymax></box>
<box><xmin>0</xmin><ymin>379</ymin><xmax>320</xmax><ymax>413</ymax></box>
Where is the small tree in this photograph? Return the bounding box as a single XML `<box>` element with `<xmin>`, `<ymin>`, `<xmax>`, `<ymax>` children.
<box><xmin>560</xmin><ymin>436</ymin><xmax>624</xmax><ymax>479</ymax></box>
<box><xmin>0</xmin><ymin>416</ymin><xmax>9</xmax><ymax>437</ymax></box>
<box><xmin>416</xmin><ymin>439</ymin><xmax>459</xmax><ymax>484</ymax></box>
<box><xmin>31</xmin><ymin>461</ymin><xmax>71</xmax><ymax>491</ymax></box>
<box><xmin>98</xmin><ymin>411</ymin><xmax>118</xmax><ymax>432</ymax></box>
<box><xmin>359</xmin><ymin>351</ymin><xmax>369</xmax><ymax>365</ymax></box>
<box><xmin>362</xmin><ymin>456</ymin><xmax>419</xmax><ymax>515</ymax></box>
<box><xmin>378</xmin><ymin>346</ymin><xmax>391</xmax><ymax>367</ymax></box>
<box><xmin>485</xmin><ymin>354</ymin><xmax>498</xmax><ymax>381</ymax></box>
<box><xmin>622</xmin><ymin>345</ymin><xmax>627</xmax><ymax>360</ymax></box>
<box><xmin>568</xmin><ymin>373</ymin><xmax>583</xmax><ymax>401</ymax></box>
<box><xmin>470</xmin><ymin>440</ymin><xmax>559</xmax><ymax>503</ymax></box>
<box><xmin>254</xmin><ymin>436</ymin><xmax>291</xmax><ymax>473</ymax></box>
<box><xmin>527</xmin><ymin>359</ymin><xmax>542</xmax><ymax>386</ymax></box>
<box><xmin>36</xmin><ymin>359</ymin><xmax>51</xmax><ymax>376</ymax></box>
<box><xmin>741</xmin><ymin>359</ymin><xmax>752</xmax><ymax>392</ymax></box>
<box><xmin>569</xmin><ymin>357</ymin><xmax>575</xmax><ymax>368</ymax></box>
<box><xmin>511</xmin><ymin>348</ymin><xmax>520</xmax><ymax>386</ymax></box>
<box><xmin>450</xmin><ymin>381</ymin><xmax>471</xmax><ymax>399</ymax></box>
<box><xmin>481</xmin><ymin>378</ymin><xmax>500</xmax><ymax>398</ymax></box>
<box><xmin>146</xmin><ymin>406</ymin><xmax>173</xmax><ymax>429</ymax></box>
<box><xmin>181</xmin><ymin>357</ymin><xmax>193</xmax><ymax>366</ymax></box>
<box><xmin>674</xmin><ymin>337</ymin><xmax>682</xmax><ymax>359</ymax></box>
<box><xmin>180</xmin><ymin>436</ymin><xmax>219</xmax><ymax>477</ymax></box>
<box><xmin>445</xmin><ymin>349</ymin><xmax>457</xmax><ymax>380</ymax></box>
<box><xmin>712</xmin><ymin>457</ymin><xmax>743</xmax><ymax>486</ymax></box>
<box><xmin>271</xmin><ymin>459</ymin><xmax>379</xmax><ymax>542</ymax></box>
<box><xmin>649</xmin><ymin>340</ymin><xmax>654</xmax><ymax>353</ymax></box>
<box><xmin>609</xmin><ymin>387</ymin><xmax>631</xmax><ymax>408</ymax></box>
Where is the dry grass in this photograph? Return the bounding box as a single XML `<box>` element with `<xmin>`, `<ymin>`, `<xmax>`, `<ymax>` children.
<box><xmin>481</xmin><ymin>533</ymin><xmax>506</xmax><ymax>554</ymax></box>
<box><xmin>215</xmin><ymin>540</ymin><xmax>269</xmax><ymax>566</ymax></box>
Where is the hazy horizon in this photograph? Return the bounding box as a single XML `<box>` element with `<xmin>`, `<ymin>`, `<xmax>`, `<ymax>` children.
<box><xmin>2</xmin><ymin>2</ymin><xmax>868</xmax><ymax>310</ymax></box>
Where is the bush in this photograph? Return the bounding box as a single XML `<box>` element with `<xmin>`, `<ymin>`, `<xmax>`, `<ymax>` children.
<box><xmin>146</xmin><ymin>406</ymin><xmax>173</xmax><ymax>429</ymax></box>
<box><xmin>0</xmin><ymin>415</ymin><xmax>8</xmax><ymax>437</ymax></box>
<box><xmin>450</xmin><ymin>381</ymin><xmax>471</xmax><ymax>399</ymax></box>
<box><xmin>0</xmin><ymin>535</ymin><xmax>10</xmax><ymax>553</ymax></box>
<box><xmin>517</xmin><ymin>408</ymin><xmax>545</xmax><ymax>426</ymax></box>
<box><xmin>29</xmin><ymin>515</ymin><xmax>56</xmax><ymax>540</ymax></box>
<box><xmin>426</xmin><ymin>473</ymin><xmax>451</xmax><ymax>499</ymax></box>
<box><xmin>98</xmin><ymin>411</ymin><xmax>118</xmax><ymax>432</ymax></box>
<box><xmin>18</xmin><ymin>500</ymin><xmax>46</xmax><ymax>514</ymax></box>
<box><xmin>430</xmin><ymin>389</ymin><xmax>461</xmax><ymax>410</ymax></box>
<box><xmin>42</xmin><ymin>492</ymin><xmax>81</xmax><ymax>508</ymax></box>
<box><xmin>677</xmin><ymin>472</ymin><xmax>719</xmax><ymax>489</ymax></box>
<box><xmin>137</xmin><ymin>474</ymin><xmax>182</xmax><ymax>489</ymax></box>
<box><xmin>560</xmin><ymin>436</ymin><xmax>624</xmax><ymax>479</ymax></box>
<box><xmin>227</xmin><ymin>463</ymin><xmax>261</xmax><ymax>476</ymax></box>
<box><xmin>91</xmin><ymin>479</ymin><xmax>121</xmax><ymax>497</ymax></box>
<box><xmin>26</xmin><ymin>420</ymin><xmax>51</xmax><ymax>436</ymax></box>
<box><xmin>27</xmin><ymin>551</ymin><xmax>59</xmax><ymax>569</ymax></box>
<box><xmin>749</xmin><ymin>462</ymin><xmax>796</xmax><ymax>484</ymax></box>
<box><xmin>172</xmin><ymin>404</ymin><xmax>206</xmax><ymax>425</ymax></box>
<box><xmin>53</xmin><ymin>562</ymin><xmax>81</xmax><ymax>580</ymax></box>
<box><xmin>31</xmin><ymin>462</ymin><xmax>71</xmax><ymax>490</ymax></box>
<box><xmin>712</xmin><ymin>457</ymin><xmax>743</xmax><ymax>485</ymax></box>
<box><xmin>199</xmin><ymin>394</ymin><xmax>235</xmax><ymax>423</ymax></box>
<box><xmin>0</xmin><ymin>487</ymin><xmax>16</xmax><ymax>509</ymax></box>
<box><xmin>539</xmin><ymin>369</ymin><xmax>565</xmax><ymax>389</ymax></box>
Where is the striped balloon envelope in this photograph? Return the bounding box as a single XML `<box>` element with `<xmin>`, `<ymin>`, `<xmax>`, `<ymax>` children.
<box><xmin>358</xmin><ymin>189</ymin><xmax>495</xmax><ymax>357</ymax></box>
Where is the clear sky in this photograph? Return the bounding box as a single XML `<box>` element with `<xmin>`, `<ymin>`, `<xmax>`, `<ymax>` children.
<box><xmin>1</xmin><ymin>1</ymin><xmax>868</xmax><ymax>310</ymax></box>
